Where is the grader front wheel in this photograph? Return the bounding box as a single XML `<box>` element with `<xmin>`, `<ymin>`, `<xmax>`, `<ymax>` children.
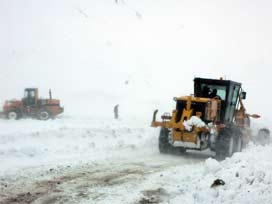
<box><xmin>159</xmin><ymin>128</ymin><xmax>173</xmax><ymax>153</ymax></box>
<box><xmin>215</xmin><ymin>128</ymin><xmax>235</xmax><ymax>160</ymax></box>
<box><xmin>158</xmin><ymin>128</ymin><xmax>186</xmax><ymax>154</ymax></box>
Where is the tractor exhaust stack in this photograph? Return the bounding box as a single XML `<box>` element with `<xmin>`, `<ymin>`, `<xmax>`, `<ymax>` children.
<box><xmin>49</xmin><ymin>89</ymin><xmax>52</xmax><ymax>100</ymax></box>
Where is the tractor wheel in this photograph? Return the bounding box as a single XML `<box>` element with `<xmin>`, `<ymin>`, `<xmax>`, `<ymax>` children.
<box><xmin>38</xmin><ymin>110</ymin><xmax>51</xmax><ymax>120</ymax></box>
<box><xmin>215</xmin><ymin>127</ymin><xmax>235</xmax><ymax>160</ymax></box>
<box><xmin>7</xmin><ymin>110</ymin><xmax>21</xmax><ymax>120</ymax></box>
<box><xmin>159</xmin><ymin>128</ymin><xmax>174</xmax><ymax>154</ymax></box>
<box><xmin>257</xmin><ymin>128</ymin><xmax>270</xmax><ymax>146</ymax></box>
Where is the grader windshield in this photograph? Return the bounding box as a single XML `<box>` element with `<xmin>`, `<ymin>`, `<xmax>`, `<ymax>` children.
<box><xmin>198</xmin><ymin>84</ymin><xmax>227</xmax><ymax>100</ymax></box>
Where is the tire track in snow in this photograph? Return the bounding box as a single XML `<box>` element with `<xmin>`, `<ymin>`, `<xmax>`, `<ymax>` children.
<box><xmin>1</xmin><ymin>162</ymin><xmax>156</xmax><ymax>204</ymax></box>
<box><xmin>0</xmin><ymin>152</ymin><xmax>208</xmax><ymax>204</ymax></box>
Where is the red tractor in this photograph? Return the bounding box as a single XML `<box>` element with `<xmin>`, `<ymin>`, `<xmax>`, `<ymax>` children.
<box><xmin>2</xmin><ymin>88</ymin><xmax>63</xmax><ymax>120</ymax></box>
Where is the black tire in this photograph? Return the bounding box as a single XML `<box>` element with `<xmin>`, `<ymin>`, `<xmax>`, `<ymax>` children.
<box><xmin>234</xmin><ymin>135</ymin><xmax>243</xmax><ymax>152</ymax></box>
<box><xmin>37</xmin><ymin>110</ymin><xmax>51</xmax><ymax>120</ymax></box>
<box><xmin>215</xmin><ymin>127</ymin><xmax>235</xmax><ymax>160</ymax></box>
<box><xmin>158</xmin><ymin>128</ymin><xmax>186</xmax><ymax>154</ymax></box>
<box><xmin>178</xmin><ymin>147</ymin><xmax>186</xmax><ymax>154</ymax></box>
<box><xmin>232</xmin><ymin>127</ymin><xmax>243</xmax><ymax>153</ymax></box>
<box><xmin>7</xmin><ymin>109</ymin><xmax>21</xmax><ymax>120</ymax></box>
<box><xmin>159</xmin><ymin>128</ymin><xmax>172</xmax><ymax>153</ymax></box>
<box><xmin>257</xmin><ymin>128</ymin><xmax>270</xmax><ymax>146</ymax></box>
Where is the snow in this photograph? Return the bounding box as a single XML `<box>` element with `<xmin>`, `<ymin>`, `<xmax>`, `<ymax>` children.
<box><xmin>183</xmin><ymin>116</ymin><xmax>206</xmax><ymax>131</ymax></box>
<box><xmin>0</xmin><ymin>117</ymin><xmax>157</xmax><ymax>175</ymax></box>
<box><xmin>130</xmin><ymin>143</ymin><xmax>272</xmax><ymax>204</ymax></box>
<box><xmin>1</xmin><ymin>117</ymin><xmax>272</xmax><ymax>204</ymax></box>
<box><xmin>2</xmin><ymin>0</ymin><xmax>272</xmax><ymax>203</ymax></box>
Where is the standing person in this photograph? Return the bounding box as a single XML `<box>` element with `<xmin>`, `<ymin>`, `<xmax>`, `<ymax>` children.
<box><xmin>114</xmin><ymin>104</ymin><xmax>119</xmax><ymax>119</ymax></box>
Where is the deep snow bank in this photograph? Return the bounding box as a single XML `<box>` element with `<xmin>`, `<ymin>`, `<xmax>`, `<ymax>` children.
<box><xmin>136</xmin><ymin>143</ymin><xmax>272</xmax><ymax>204</ymax></box>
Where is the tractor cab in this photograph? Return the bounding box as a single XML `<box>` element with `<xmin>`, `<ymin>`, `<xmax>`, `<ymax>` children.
<box><xmin>194</xmin><ymin>78</ymin><xmax>243</xmax><ymax>123</ymax></box>
<box><xmin>23</xmin><ymin>88</ymin><xmax>38</xmax><ymax>106</ymax></box>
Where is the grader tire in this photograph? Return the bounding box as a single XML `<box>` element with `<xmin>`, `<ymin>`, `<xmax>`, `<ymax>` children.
<box><xmin>215</xmin><ymin>127</ymin><xmax>235</xmax><ymax>160</ymax></box>
<box><xmin>257</xmin><ymin>128</ymin><xmax>270</xmax><ymax>146</ymax></box>
<box><xmin>158</xmin><ymin>128</ymin><xmax>185</xmax><ymax>154</ymax></box>
<box><xmin>232</xmin><ymin>127</ymin><xmax>243</xmax><ymax>153</ymax></box>
<box><xmin>159</xmin><ymin>128</ymin><xmax>175</xmax><ymax>154</ymax></box>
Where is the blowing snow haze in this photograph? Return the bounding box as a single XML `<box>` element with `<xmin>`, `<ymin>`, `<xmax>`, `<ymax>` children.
<box><xmin>1</xmin><ymin>0</ymin><xmax>272</xmax><ymax>120</ymax></box>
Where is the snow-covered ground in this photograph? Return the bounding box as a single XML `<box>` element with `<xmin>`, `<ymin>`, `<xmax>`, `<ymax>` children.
<box><xmin>2</xmin><ymin>0</ymin><xmax>272</xmax><ymax>203</ymax></box>
<box><xmin>1</xmin><ymin>116</ymin><xmax>272</xmax><ymax>204</ymax></box>
<box><xmin>0</xmin><ymin>116</ymin><xmax>159</xmax><ymax>175</ymax></box>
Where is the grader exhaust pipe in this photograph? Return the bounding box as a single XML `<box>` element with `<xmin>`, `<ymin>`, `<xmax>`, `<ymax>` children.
<box><xmin>152</xmin><ymin>109</ymin><xmax>158</xmax><ymax>123</ymax></box>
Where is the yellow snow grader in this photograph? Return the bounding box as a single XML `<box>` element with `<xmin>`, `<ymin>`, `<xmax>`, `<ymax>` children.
<box><xmin>151</xmin><ymin>77</ymin><xmax>270</xmax><ymax>159</ymax></box>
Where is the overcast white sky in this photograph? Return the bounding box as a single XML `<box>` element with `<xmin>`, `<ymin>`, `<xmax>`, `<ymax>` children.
<box><xmin>1</xmin><ymin>0</ymin><xmax>272</xmax><ymax>120</ymax></box>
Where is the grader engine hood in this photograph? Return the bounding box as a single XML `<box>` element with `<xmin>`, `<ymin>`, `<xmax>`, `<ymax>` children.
<box><xmin>151</xmin><ymin>96</ymin><xmax>221</xmax><ymax>132</ymax></box>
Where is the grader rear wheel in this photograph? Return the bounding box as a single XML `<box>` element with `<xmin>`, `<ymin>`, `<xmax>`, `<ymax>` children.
<box><xmin>159</xmin><ymin>128</ymin><xmax>173</xmax><ymax>153</ymax></box>
<box><xmin>257</xmin><ymin>128</ymin><xmax>270</xmax><ymax>146</ymax></box>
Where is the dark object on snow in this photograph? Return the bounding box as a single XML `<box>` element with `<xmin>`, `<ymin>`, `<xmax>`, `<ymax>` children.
<box><xmin>114</xmin><ymin>104</ymin><xmax>119</xmax><ymax>119</ymax></box>
<box><xmin>211</xmin><ymin>179</ymin><xmax>225</xmax><ymax>188</ymax></box>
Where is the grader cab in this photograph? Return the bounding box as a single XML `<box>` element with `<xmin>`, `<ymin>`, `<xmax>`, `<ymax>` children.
<box><xmin>152</xmin><ymin>77</ymin><xmax>269</xmax><ymax>159</ymax></box>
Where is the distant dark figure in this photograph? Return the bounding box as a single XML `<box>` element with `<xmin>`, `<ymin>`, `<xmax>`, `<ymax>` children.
<box><xmin>114</xmin><ymin>104</ymin><xmax>119</xmax><ymax>119</ymax></box>
<box><xmin>202</xmin><ymin>86</ymin><xmax>210</xmax><ymax>98</ymax></box>
<box><xmin>209</xmin><ymin>89</ymin><xmax>217</xmax><ymax>98</ymax></box>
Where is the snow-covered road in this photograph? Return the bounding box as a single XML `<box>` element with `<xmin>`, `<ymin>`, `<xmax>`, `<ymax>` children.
<box><xmin>1</xmin><ymin>117</ymin><xmax>272</xmax><ymax>204</ymax></box>
<box><xmin>0</xmin><ymin>117</ymin><xmax>206</xmax><ymax>204</ymax></box>
<box><xmin>0</xmin><ymin>153</ymin><xmax>206</xmax><ymax>204</ymax></box>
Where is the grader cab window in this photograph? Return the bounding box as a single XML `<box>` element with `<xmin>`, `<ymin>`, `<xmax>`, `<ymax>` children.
<box><xmin>194</xmin><ymin>78</ymin><xmax>243</xmax><ymax>123</ymax></box>
<box><xmin>200</xmin><ymin>84</ymin><xmax>227</xmax><ymax>100</ymax></box>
